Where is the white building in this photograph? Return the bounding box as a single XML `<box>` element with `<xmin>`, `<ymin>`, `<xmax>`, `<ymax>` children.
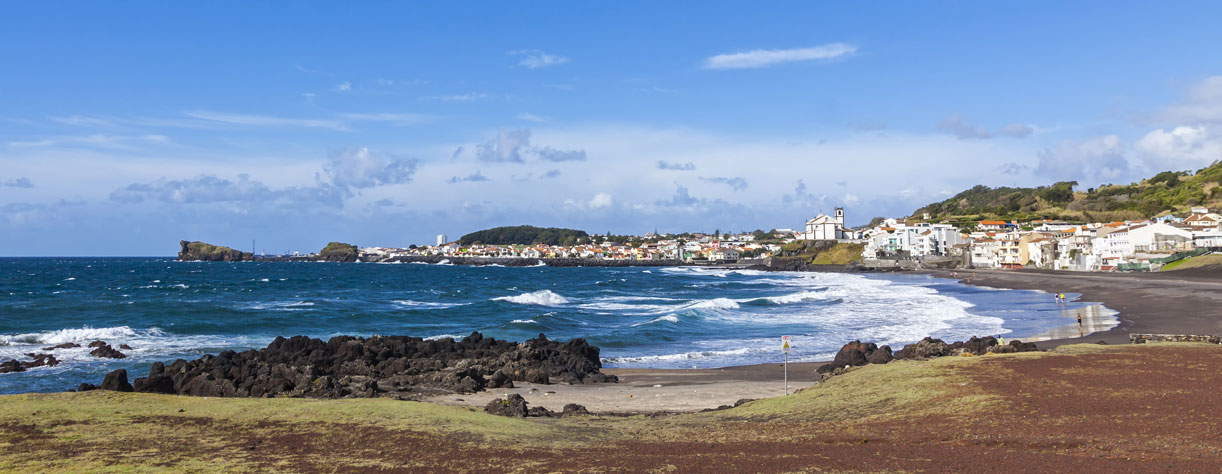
<box><xmin>801</xmin><ymin>208</ymin><xmax>847</xmax><ymax>241</ymax></box>
<box><xmin>1195</xmin><ymin>228</ymin><xmax>1222</xmax><ymax>247</ymax></box>
<box><xmin>1127</xmin><ymin>222</ymin><xmax>1194</xmax><ymax>252</ymax></box>
<box><xmin>436</xmin><ymin>234</ymin><xmax>448</xmax><ymax>246</ymax></box>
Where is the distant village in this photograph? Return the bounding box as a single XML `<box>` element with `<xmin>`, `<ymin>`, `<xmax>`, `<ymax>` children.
<box><xmin>351</xmin><ymin>206</ymin><xmax>1222</xmax><ymax>272</ymax></box>
<box><xmin>855</xmin><ymin>206</ymin><xmax>1222</xmax><ymax>271</ymax></box>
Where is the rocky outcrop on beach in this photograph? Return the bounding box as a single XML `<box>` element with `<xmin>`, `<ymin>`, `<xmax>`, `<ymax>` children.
<box><xmin>482</xmin><ymin>393</ymin><xmax>591</xmax><ymax>418</ymax></box>
<box><xmin>84</xmin><ymin>332</ymin><xmax>616</xmax><ymax>400</ymax></box>
<box><xmin>816</xmin><ymin>340</ymin><xmax>892</xmax><ymax>374</ymax></box>
<box><xmin>178</xmin><ymin>240</ymin><xmax>252</xmax><ymax>262</ymax></box>
<box><xmin>818</xmin><ymin>336</ymin><xmax>1039</xmax><ymax>375</ymax></box>
<box><xmin>893</xmin><ymin>336</ymin><xmax>1038</xmax><ymax>360</ymax></box>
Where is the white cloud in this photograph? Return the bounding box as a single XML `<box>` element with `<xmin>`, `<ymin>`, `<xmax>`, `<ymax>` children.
<box><xmin>1135</xmin><ymin>125</ymin><xmax>1222</xmax><ymax>171</ymax></box>
<box><xmin>183</xmin><ymin>111</ymin><xmax>349</xmax><ymax>131</ymax></box>
<box><xmin>1161</xmin><ymin>76</ymin><xmax>1222</xmax><ymax>124</ymax></box>
<box><xmin>8</xmin><ymin>134</ymin><xmax>170</xmax><ymax>149</ymax></box>
<box><xmin>50</xmin><ymin>115</ymin><xmax>117</xmax><ymax>128</ymax></box>
<box><xmin>998</xmin><ymin>123</ymin><xmax>1035</xmax><ymax>138</ymax></box>
<box><xmin>2</xmin><ymin>177</ymin><xmax>33</xmax><ymax>188</ymax></box>
<box><xmin>703</xmin><ymin>42</ymin><xmax>856</xmax><ymax>70</ymax></box>
<box><xmin>535</xmin><ymin>146</ymin><xmax>586</xmax><ymax>162</ymax></box>
<box><xmin>938</xmin><ymin>114</ymin><xmax>992</xmax><ymax>139</ymax></box>
<box><xmin>656</xmin><ymin>160</ymin><xmax>695</xmax><ymax>171</ymax></box>
<box><xmin>447</xmin><ymin>171</ymin><xmax>490</xmax><ymax>184</ymax></box>
<box><xmin>517</xmin><ymin>113</ymin><xmax>546</xmax><ymax>123</ymax></box>
<box><xmin>938</xmin><ymin>114</ymin><xmax>1034</xmax><ymax>140</ymax></box>
<box><xmin>699</xmin><ymin>176</ymin><xmax>748</xmax><ymax>191</ymax></box>
<box><xmin>564</xmin><ymin>192</ymin><xmax>614</xmax><ymax>210</ymax></box>
<box><xmin>339</xmin><ymin>112</ymin><xmax>435</xmax><ymax>126</ymax></box>
<box><xmin>475</xmin><ymin>128</ymin><xmax>532</xmax><ymax>163</ymax></box>
<box><xmin>509</xmin><ymin>49</ymin><xmax>570</xmax><ymax>69</ymax></box>
<box><xmin>422</xmin><ymin>92</ymin><xmax>488</xmax><ymax>102</ymax></box>
<box><xmin>333</xmin><ymin>82</ymin><xmax>352</xmax><ymax>92</ymax></box>
<box><xmin>324</xmin><ymin>147</ymin><xmax>418</xmax><ymax>189</ymax></box>
<box><xmin>589</xmin><ymin>193</ymin><xmax>613</xmax><ymax>208</ymax></box>
<box><xmin>1036</xmin><ymin>135</ymin><xmax>1131</xmax><ymax>184</ymax></box>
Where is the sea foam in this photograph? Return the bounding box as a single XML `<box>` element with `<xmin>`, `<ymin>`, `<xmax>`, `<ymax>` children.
<box><xmin>492</xmin><ymin>290</ymin><xmax>570</xmax><ymax>306</ymax></box>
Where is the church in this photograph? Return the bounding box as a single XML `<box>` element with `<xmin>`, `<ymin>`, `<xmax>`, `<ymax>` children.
<box><xmin>801</xmin><ymin>208</ymin><xmax>847</xmax><ymax>241</ymax></box>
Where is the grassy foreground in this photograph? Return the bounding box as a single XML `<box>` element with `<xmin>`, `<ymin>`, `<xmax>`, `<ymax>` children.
<box><xmin>3</xmin><ymin>343</ymin><xmax>1221</xmax><ymax>472</ymax></box>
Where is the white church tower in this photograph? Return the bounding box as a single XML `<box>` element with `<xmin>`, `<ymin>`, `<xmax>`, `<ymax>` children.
<box><xmin>803</xmin><ymin>207</ymin><xmax>846</xmax><ymax>241</ymax></box>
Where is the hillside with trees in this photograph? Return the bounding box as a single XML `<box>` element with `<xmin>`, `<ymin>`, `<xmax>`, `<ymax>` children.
<box><xmin>458</xmin><ymin>226</ymin><xmax>590</xmax><ymax>246</ymax></box>
<box><xmin>910</xmin><ymin>161</ymin><xmax>1222</xmax><ymax>224</ymax></box>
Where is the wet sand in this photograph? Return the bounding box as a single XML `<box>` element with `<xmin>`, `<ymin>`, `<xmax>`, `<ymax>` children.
<box><xmin>927</xmin><ymin>267</ymin><xmax>1222</xmax><ymax>347</ymax></box>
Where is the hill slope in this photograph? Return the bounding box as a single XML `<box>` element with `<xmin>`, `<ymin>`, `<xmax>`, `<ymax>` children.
<box><xmin>458</xmin><ymin>225</ymin><xmax>589</xmax><ymax>246</ymax></box>
<box><xmin>911</xmin><ymin>161</ymin><xmax>1222</xmax><ymax>223</ymax></box>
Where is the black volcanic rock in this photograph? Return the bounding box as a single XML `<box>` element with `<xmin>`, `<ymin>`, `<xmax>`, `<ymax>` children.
<box><xmin>100</xmin><ymin>369</ymin><xmax>133</xmax><ymax>392</ymax></box>
<box><xmin>90</xmin><ymin>331</ymin><xmax>616</xmax><ymax>401</ymax></box>
<box><xmin>0</xmin><ymin>354</ymin><xmax>60</xmax><ymax>374</ymax></box>
<box><xmin>485</xmin><ymin>394</ymin><xmax>530</xmax><ymax>418</ymax></box>
<box><xmin>43</xmin><ymin>342</ymin><xmax>81</xmax><ymax>351</ymax></box>
<box><xmin>89</xmin><ymin>344</ymin><xmax>127</xmax><ymax>359</ymax></box>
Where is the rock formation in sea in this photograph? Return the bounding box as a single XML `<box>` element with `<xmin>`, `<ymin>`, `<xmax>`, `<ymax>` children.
<box><xmin>0</xmin><ymin>354</ymin><xmax>60</xmax><ymax>374</ymax></box>
<box><xmin>317</xmin><ymin>242</ymin><xmax>359</xmax><ymax>262</ymax></box>
<box><xmin>178</xmin><ymin>240</ymin><xmax>252</xmax><ymax>262</ymax></box>
<box><xmin>84</xmin><ymin>332</ymin><xmax>616</xmax><ymax>400</ymax></box>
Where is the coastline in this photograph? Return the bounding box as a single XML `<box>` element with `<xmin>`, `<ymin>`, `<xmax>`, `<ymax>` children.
<box><xmin>919</xmin><ymin>267</ymin><xmax>1222</xmax><ymax>348</ymax></box>
<box><xmin>432</xmin><ymin>266</ymin><xmax>1222</xmax><ymax>413</ymax></box>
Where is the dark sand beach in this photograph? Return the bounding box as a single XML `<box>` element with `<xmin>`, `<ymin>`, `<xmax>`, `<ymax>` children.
<box><xmin>927</xmin><ymin>267</ymin><xmax>1222</xmax><ymax>346</ymax></box>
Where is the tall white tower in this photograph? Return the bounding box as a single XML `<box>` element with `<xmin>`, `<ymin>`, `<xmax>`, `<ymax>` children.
<box><xmin>436</xmin><ymin>234</ymin><xmax>448</xmax><ymax>246</ymax></box>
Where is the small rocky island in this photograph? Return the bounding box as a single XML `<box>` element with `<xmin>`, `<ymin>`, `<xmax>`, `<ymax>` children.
<box><xmin>78</xmin><ymin>332</ymin><xmax>616</xmax><ymax>400</ymax></box>
<box><xmin>178</xmin><ymin>240</ymin><xmax>358</xmax><ymax>262</ymax></box>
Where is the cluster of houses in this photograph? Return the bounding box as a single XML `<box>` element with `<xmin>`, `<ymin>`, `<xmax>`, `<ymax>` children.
<box><xmin>360</xmin><ymin>232</ymin><xmax>784</xmax><ymax>263</ymax></box>
<box><xmin>859</xmin><ymin>207</ymin><xmax>1222</xmax><ymax>271</ymax></box>
<box><xmin>355</xmin><ymin>205</ymin><xmax>1222</xmax><ymax>271</ymax></box>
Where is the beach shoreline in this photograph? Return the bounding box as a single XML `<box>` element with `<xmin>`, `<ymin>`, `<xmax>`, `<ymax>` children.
<box><xmin>919</xmin><ymin>267</ymin><xmax>1222</xmax><ymax>348</ymax></box>
<box><xmin>431</xmin><ymin>266</ymin><xmax>1221</xmax><ymax>413</ymax></box>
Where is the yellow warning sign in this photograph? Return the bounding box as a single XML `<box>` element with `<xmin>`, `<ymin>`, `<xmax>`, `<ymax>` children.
<box><xmin>782</xmin><ymin>339</ymin><xmax>791</xmax><ymax>353</ymax></box>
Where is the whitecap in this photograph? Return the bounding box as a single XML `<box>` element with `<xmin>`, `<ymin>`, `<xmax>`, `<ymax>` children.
<box><xmin>631</xmin><ymin>314</ymin><xmax>680</xmax><ymax>327</ymax></box>
<box><xmin>393</xmin><ymin>300</ymin><xmax>469</xmax><ymax>309</ymax></box>
<box><xmin>491</xmin><ymin>290</ymin><xmax>569</xmax><ymax>306</ymax></box>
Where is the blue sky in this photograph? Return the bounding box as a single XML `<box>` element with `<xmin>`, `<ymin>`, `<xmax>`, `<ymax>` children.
<box><xmin>3</xmin><ymin>2</ymin><xmax>1222</xmax><ymax>255</ymax></box>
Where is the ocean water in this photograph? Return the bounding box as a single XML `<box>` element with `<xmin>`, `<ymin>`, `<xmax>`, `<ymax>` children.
<box><xmin>0</xmin><ymin>258</ymin><xmax>1113</xmax><ymax>394</ymax></box>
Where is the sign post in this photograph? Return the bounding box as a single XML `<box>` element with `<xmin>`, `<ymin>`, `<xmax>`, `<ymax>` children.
<box><xmin>781</xmin><ymin>336</ymin><xmax>791</xmax><ymax>395</ymax></box>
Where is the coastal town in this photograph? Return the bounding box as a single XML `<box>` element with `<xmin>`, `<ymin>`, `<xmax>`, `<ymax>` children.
<box><xmin>349</xmin><ymin>205</ymin><xmax>1222</xmax><ymax>272</ymax></box>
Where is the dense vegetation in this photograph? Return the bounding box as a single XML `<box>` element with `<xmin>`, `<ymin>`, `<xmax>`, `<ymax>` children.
<box><xmin>458</xmin><ymin>226</ymin><xmax>590</xmax><ymax>246</ymax></box>
<box><xmin>911</xmin><ymin>161</ymin><xmax>1222</xmax><ymax>223</ymax></box>
<box><xmin>318</xmin><ymin>242</ymin><xmax>359</xmax><ymax>262</ymax></box>
<box><xmin>773</xmin><ymin>240</ymin><xmax>864</xmax><ymax>265</ymax></box>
